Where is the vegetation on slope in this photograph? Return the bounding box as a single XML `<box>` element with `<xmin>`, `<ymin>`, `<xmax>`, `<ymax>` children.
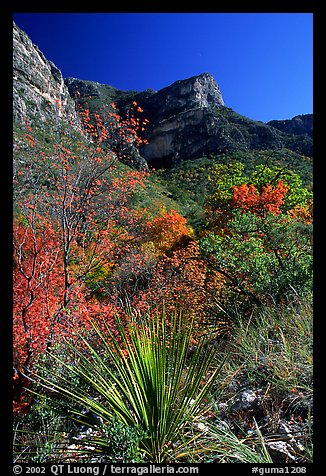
<box><xmin>13</xmin><ymin>99</ymin><xmax>313</xmax><ymax>463</ymax></box>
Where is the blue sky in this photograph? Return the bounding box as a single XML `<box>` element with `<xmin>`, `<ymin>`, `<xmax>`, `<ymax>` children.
<box><xmin>13</xmin><ymin>13</ymin><xmax>313</xmax><ymax>122</ymax></box>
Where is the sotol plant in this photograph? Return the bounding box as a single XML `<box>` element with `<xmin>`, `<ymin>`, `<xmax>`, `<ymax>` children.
<box><xmin>35</xmin><ymin>311</ymin><xmax>226</xmax><ymax>462</ymax></box>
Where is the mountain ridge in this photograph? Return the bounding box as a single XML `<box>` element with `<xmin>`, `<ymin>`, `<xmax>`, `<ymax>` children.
<box><xmin>267</xmin><ymin>114</ymin><xmax>313</xmax><ymax>137</ymax></box>
<box><xmin>65</xmin><ymin>75</ymin><xmax>313</xmax><ymax>167</ymax></box>
<box><xmin>13</xmin><ymin>21</ymin><xmax>313</xmax><ymax>169</ymax></box>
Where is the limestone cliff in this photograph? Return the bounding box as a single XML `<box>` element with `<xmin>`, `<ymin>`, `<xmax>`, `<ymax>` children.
<box><xmin>136</xmin><ymin>73</ymin><xmax>225</xmax><ymax>165</ymax></box>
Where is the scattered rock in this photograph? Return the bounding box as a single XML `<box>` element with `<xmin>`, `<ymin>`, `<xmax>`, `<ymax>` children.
<box><xmin>266</xmin><ymin>441</ymin><xmax>297</xmax><ymax>462</ymax></box>
<box><xmin>231</xmin><ymin>389</ymin><xmax>258</xmax><ymax>412</ymax></box>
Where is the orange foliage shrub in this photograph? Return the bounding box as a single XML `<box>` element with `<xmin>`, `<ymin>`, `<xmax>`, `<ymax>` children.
<box><xmin>288</xmin><ymin>201</ymin><xmax>313</xmax><ymax>225</ymax></box>
<box><xmin>145</xmin><ymin>209</ymin><xmax>190</xmax><ymax>255</ymax></box>
<box><xmin>134</xmin><ymin>240</ymin><xmax>207</xmax><ymax>319</ymax></box>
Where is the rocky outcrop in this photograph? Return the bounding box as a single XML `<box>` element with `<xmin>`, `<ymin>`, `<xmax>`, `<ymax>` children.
<box><xmin>138</xmin><ymin>73</ymin><xmax>224</xmax><ymax>122</ymax></box>
<box><xmin>65</xmin><ymin>73</ymin><xmax>228</xmax><ymax>167</ymax></box>
<box><xmin>13</xmin><ymin>22</ymin><xmax>80</xmax><ymax>128</ymax></box>
<box><xmin>138</xmin><ymin>99</ymin><xmax>287</xmax><ymax>167</ymax></box>
<box><xmin>135</xmin><ymin>73</ymin><xmax>224</xmax><ymax>165</ymax></box>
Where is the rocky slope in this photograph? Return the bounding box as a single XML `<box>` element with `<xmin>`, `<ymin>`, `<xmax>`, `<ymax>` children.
<box><xmin>267</xmin><ymin>114</ymin><xmax>313</xmax><ymax>137</ymax></box>
<box><xmin>13</xmin><ymin>22</ymin><xmax>80</xmax><ymax>128</ymax></box>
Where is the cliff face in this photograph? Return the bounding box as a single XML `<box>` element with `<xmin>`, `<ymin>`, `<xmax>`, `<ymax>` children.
<box><xmin>13</xmin><ymin>22</ymin><xmax>80</xmax><ymax>127</ymax></box>
<box><xmin>63</xmin><ymin>73</ymin><xmax>314</xmax><ymax>166</ymax></box>
<box><xmin>139</xmin><ymin>73</ymin><xmax>224</xmax><ymax>121</ymax></box>
<box><xmin>136</xmin><ymin>73</ymin><xmax>225</xmax><ymax>165</ymax></box>
<box><xmin>136</xmin><ymin>74</ymin><xmax>312</xmax><ymax>166</ymax></box>
<box><xmin>65</xmin><ymin>73</ymin><xmax>227</xmax><ymax>167</ymax></box>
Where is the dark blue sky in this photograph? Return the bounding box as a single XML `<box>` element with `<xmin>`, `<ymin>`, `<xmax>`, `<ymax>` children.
<box><xmin>13</xmin><ymin>13</ymin><xmax>313</xmax><ymax>122</ymax></box>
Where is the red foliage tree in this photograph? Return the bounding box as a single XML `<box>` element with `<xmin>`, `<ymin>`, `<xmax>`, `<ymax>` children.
<box><xmin>13</xmin><ymin>219</ymin><xmax>62</xmax><ymax>373</ymax></box>
<box><xmin>77</xmin><ymin>99</ymin><xmax>149</xmax><ymax>167</ymax></box>
<box><xmin>231</xmin><ymin>180</ymin><xmax>289</xmax><ymax>216</ymax></box>
<box><xmin>13</xmin><ymin>106</ymin><xmax>150</xmax><ymax>413</ymax></box>
<box><xmin>13</xmin><ymin>216</ymin><xmax>121</xmax><ymax>413</ymax></box>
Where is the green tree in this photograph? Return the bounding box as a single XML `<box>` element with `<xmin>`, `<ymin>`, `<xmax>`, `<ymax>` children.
<box><xmin>204</xmin><ymin>162</ymin><xmax>312</xmax><ymax>228</ymax></box>
<box><xmin>249</xmin><ymin>164</ymin><xmax>312</xmax><ymax>211</ymax></box>
<box><xmin>200</xmin><ymin>210</ymin><xmax>312</xmax><ymax>307</ymax></box>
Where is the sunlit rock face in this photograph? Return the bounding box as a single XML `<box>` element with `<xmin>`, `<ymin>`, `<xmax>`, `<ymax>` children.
<box><xmin>143</xmin><ymin>72</ymin><xmax>225</xmax><ymax>121</ymax></box>
<box><xmin>13</xmin><ymin>22</ymin><xmax>80</xmax><ymax>127</ymax></box>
